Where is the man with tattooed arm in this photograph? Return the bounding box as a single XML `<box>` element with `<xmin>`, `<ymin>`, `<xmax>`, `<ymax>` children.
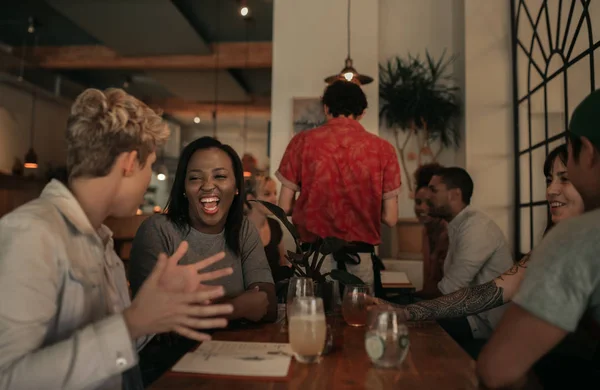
<box><xmin>400</xmin><ymin>145</ymin><xmax>572</xmax><ymax>325</ymax></box>
<box><xmin>408</xmin><ymin>167</ymin><xmax>513</xmax><ymax>354</ymax></box>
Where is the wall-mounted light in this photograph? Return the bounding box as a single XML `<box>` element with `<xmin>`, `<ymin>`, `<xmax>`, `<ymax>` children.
<box><xmin>193</xmin><ymin>116</ymin><xmax>201</xmax><ymax>124</ymax></box>
<box><xmin>240</xmin><ymin>6</ymin><xmax>249</xmax><ymax>17</ymax></box>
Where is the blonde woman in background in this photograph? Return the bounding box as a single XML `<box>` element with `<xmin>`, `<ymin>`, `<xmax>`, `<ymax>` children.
<box><xmin>245</xmin><ymin>175</ymin><xmax>292</xmax><ymax>282</ymax></box>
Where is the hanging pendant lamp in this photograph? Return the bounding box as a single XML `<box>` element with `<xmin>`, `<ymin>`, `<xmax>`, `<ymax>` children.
<box><xmin>324</xmin><ymin>0</ymin><xmax>373</xmax><ymax>85</ymax></box>
<box><xmin>23</xmin><ymin>17</ymin><xmax>38</xmax><ymax>169</ymax></box>
<box><xmin>24</xmin><ymin>91</ymin><xmax>38</xmax><ymax>169</ymax></box>
<box><xmin>212</xmin><ymin>0</ymin><xmax>221</xmax><ymax>140</ymax></box>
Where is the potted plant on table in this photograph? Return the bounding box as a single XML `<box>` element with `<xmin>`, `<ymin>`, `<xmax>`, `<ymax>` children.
<box><xmin>251</xmin><ymin>200</ymin><xmax>365</xmax><ymax>312</ymax></box>
<box><xmin>379</xmin><ymin>50</ymin><xmax>461</xmax><ymax>195</ymax></box>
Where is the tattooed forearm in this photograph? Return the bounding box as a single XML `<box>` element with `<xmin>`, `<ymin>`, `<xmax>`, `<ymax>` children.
<box><xmin>404</xmin><ymin>281</ymin><xmax>505</xmax><ymax>321</ymax></box>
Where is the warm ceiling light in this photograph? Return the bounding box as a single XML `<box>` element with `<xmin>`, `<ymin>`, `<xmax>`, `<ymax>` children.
<box><xmin>193</xmin><ymin>116</ymin><xmax>201</xmax><ymax>124</ymax></box>
<box><xmin>324</xmin><ymin>0</ymin><xmax>373</xmax><ymax>85</ymax></box>
<box><xmin>240</xmin><ymin>6</ymin><xmax>249</xmax><ymax>17</ymax></box>
<box><xmin>24</xmin><ymin>146</ymin><xmax>38</xmax><ymax>169</ymax></box>
<box><xmin>156</xmin><ymin>164</ymin><xmax>168</xmax><ymax>181</ymax></box>
<box><xmin>243</xmin><ymin>171</ymin><xmax>252</xmax><ymax>178</ymax></box>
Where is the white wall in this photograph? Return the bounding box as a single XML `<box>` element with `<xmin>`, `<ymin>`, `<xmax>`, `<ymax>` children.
<box><xmin>181</xmin><ymin>117</ymin><xmax>270</xmax><ymax>171</ymax></box>
<box><xmin>0</xmin><ymin>82</ymin><xmax>69</xmax><ymax>175</ymax></box>
<box><xmin>270</xmin><ymin>0</ymin><xmax>379</xmax><ymax>178</ymax></box>
<box><xmin>378</xmin><ymin>0</ymin><xmax>466</xmax><ymax>219</ymax></box>
<box><xmin>269</xmin><ymin>0</ymin><xmax>516</xmax><ymax>254</ymax></box>
<box><xmin>463</xmin><ymin>0</ymin><xmax>514</xmax><ymax>249</ymax></box>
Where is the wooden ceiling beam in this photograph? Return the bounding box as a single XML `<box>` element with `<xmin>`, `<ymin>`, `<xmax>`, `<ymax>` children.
<box><xmin>148</xmin><ymin>97</ymin><xmax>271</xmax><ymax>118</ymax></box>
<box><xmin>21</xmin><ymin>42</ymin><xmax>272</xmax><ymax>70</ymax></box>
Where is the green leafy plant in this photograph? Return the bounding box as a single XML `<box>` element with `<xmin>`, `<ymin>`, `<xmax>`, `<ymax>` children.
<box><xmin>252</xmin><ymin>200</ymin><xmax>364</xmax><ymax>286</ymax></box>
<box><xmin>379</xmin><ymin>50</ymin><xmax>461</xmax><ymax>193</ymax></box>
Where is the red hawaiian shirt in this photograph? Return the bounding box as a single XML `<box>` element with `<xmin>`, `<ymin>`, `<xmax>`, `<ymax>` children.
<box><xmin>276</xmin><ymin>117</ymin><xmax>401</xmax><ymax>245</ymax></box>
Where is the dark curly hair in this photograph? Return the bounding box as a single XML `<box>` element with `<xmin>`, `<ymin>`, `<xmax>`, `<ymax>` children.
<box><xmin>321</xmin><ymin>80</ymin><xmax>368</xmax><ymax>118</ymax></box>
<box><xmin>414</xmin><ymin>162</ymin><xmax>443</xmax><ymax>191</ymax></box>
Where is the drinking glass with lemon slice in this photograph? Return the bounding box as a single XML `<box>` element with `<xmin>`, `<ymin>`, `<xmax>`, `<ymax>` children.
<box><xmin>364</xmin><ymin>306</ymin><xmax>410</xmax><ymax>368</ymax></box>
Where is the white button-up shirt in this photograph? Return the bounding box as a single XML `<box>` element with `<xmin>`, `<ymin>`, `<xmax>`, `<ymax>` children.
<box><xmin>438</xmin><ymin>206</ymin><xmax>514</xmax><ymax>338</ymax></box>
<box><xmin>0</xmin><ymin>180</ymin><xmax>138</xmax><ymax>389</ymax></box>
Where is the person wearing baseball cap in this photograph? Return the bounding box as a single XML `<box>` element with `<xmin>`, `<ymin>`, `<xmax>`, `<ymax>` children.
<box><xmin>477</xmin><ymin>90</ymin><xmax>600</xmax><ymax>388</ymax></box>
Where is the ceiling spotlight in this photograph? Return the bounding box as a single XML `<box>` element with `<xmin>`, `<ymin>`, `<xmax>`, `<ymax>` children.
<box><xmin>27</xmin><ymin>17</ymin><xmax>35</xmax><ymax>34</ymax></box>
<box><xmin>156</xmin><ymin>164</ymin><xmax>168</xmax><ymax>181</ymax></box>
<box><xmin>193</xmin><ymin>116</ymin><xmax>201</xmax><ymax>124</ymax></box>
<box><xmin>240</xmin><ymin>6</ymin><xmax>249</xmax><ymax>17</ymax></box>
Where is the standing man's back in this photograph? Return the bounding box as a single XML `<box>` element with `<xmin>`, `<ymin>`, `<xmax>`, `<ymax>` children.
<box><xmin>276</xmin><ymin>80</ymin><xmax>401</xmax><ymax>287</ymax></box>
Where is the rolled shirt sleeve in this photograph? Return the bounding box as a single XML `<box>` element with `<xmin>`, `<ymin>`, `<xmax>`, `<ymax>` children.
<box><xmin>0</xmin><ymin>218</ymin><xmax>136</xmax><ymax>389</ymax></box>
<box><xmin>513</xmin><ymin>212</ymin><xmax>600</xmax><ymax>332</ymax></box>
<box><xmin>275</xmin><ymin>133</ymin><xmax>304</xmax><ymax>192</ymax></box>
<box><xmin>382</xmin><ymin>142</ymin><xmax>401</xmax><ymax>199</ymax></box>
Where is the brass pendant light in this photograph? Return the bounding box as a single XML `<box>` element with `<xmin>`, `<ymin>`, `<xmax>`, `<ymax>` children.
<box><xmin>23</xmin><ymin>17</ymin><xmax>38</xmax><ymax>169</ymax></box>
<box><xmin>324</xmin><ymin>0</ymin><xmax>373</xmax><ymax>85</ymax></box>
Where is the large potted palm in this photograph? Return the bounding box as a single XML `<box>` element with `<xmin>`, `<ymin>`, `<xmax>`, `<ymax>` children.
<box><xmin>379</xmin><ymin>50</ymin><xmax>461</xmax><ymax>194</ymax></box>
<box><xmin>251</xmin><ymin>200</ymin><xmax>364</xmax><ymax>312</ymax></box>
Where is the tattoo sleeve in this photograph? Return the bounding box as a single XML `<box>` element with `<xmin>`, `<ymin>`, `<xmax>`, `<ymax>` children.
<box><xmin>404</xmin><ymin>281</ymin><xmax>505</xmax><ymax>321</ymax></box>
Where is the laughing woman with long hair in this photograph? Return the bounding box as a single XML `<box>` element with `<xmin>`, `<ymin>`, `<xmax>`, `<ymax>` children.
<box><xmin>129</xmin><ymin>137</ymin><xmax>276</xmax><ymax>386</ymax></box>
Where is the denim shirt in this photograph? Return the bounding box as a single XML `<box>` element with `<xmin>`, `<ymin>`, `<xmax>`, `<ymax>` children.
<box><xmin>0</xmin><ymin>180</ymin><xmax>139</xmax><ymax>389</ymax></box>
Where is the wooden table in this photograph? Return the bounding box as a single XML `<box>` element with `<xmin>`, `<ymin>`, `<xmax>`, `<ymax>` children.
<box><xmin>149</xmin><ymin>319</ymin><xmax>480</xmax><ymax>389</ymax></box>
<box><xmin>381</xmin><ymin>271</ymin><xmax>415</xmax><ymax>303</ymax></box>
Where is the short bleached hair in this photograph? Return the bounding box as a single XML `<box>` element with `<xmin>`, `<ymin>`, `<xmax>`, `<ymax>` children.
<box><xmin>66</xmin><ymin>88</ymin><xmax>170</xmax><ymax>179</ymax></box>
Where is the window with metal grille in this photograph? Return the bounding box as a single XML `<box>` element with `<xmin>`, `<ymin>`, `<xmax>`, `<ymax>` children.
<box><xmin>511</xmin><ymin>0</ymin><xmax>600</xmax><ymax>258</ymax></box>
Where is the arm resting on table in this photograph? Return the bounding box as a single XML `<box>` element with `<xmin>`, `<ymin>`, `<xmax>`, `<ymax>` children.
<box><xmin>219</xmin><ymin>282</ymin><xmax>277</xmax><ymax>322</ymax></box>
<box><xmin>404</xmin><ymin>254</ymin><xmax>531</xmax><ymax>321</ymax></box>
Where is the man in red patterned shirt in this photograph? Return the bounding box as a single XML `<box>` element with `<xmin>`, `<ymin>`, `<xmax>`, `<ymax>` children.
<box><xmin>276</xmin><ymin>80</ymin><xmax>401</xmax><ymax>289</ymax></box>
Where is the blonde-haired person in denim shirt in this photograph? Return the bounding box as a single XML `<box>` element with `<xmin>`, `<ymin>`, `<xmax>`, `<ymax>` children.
<box><xmin>0</xmin><ymin>88</ymin><xmax>234</xmax><ymax>390</ymax></box>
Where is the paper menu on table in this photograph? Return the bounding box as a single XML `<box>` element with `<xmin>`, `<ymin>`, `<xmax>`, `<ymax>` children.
<box><xmin>172</xmin><ymin>341</ymin><xmax>293</xmax><ymax>378</ymax></box>
<box><xmin>380</xmin><ymin>271</ymin><xmax>410</xmax><ymax>285</ymax></box>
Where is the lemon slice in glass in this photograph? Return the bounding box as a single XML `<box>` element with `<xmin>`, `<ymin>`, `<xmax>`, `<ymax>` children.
<box><xmin>399</xmin><ymin>334</ymin><xmax>410</xmax><ymax>349</ymax></box>
<box><xmin>365</xmin><ymin>334</ymin><xmax>385</xmax><ymax>361</ymax></box>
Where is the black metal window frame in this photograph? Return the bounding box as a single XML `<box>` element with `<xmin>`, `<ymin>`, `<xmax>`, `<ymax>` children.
<box><xmin>510</xmin><ymin>0</ymin><xmax>599</xmax><ymax>258</ymax></box>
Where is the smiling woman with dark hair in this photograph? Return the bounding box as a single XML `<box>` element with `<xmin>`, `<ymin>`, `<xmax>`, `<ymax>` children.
<box><xmin>128</xmin><ymin>136</ymin><xmax>276</xmax><ymax>386</ymax></box>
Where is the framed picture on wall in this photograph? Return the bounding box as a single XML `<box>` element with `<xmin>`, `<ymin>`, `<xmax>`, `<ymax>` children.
<box><xmin>292</xmin><ymin>98</ymin><xmax>326</xmax><ymax>134</ymax></box>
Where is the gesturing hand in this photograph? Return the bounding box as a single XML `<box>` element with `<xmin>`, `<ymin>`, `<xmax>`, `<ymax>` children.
<box><xmin>124</xmin><ymin>242</ymin><xmax>234</xmax><ymax>341</ymax></box>
<box><xmin>158</xmin><ymin>241</ymin><xmax>233</xmax><ymax>293</ymax></box>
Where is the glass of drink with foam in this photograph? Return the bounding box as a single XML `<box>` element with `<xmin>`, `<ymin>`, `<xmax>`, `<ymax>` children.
<box><xmin>288</xmin><ymin>297</ymin><xmax>327</xmax><ymax>364</ymax></box>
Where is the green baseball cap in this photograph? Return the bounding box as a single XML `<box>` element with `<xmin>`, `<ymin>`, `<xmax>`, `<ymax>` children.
<box><xmin>569</xmin><ymin>89</ymin><xmax>600</xmax><ymax>149</ymax></box>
